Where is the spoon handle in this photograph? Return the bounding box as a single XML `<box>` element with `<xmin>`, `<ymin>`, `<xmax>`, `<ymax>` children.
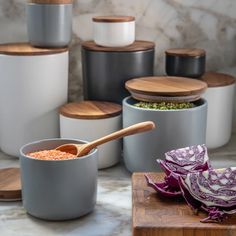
<box><xmin>84</xmin><ymin>121</ymin><xmax>155</xmax><ymax>151</ymax></box>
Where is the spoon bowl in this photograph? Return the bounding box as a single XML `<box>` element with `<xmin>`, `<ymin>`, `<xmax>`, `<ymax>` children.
<box><xmin>56</xmin><ymin>121</ymin><xmax>156</xmax><ymax>157</ymax></box>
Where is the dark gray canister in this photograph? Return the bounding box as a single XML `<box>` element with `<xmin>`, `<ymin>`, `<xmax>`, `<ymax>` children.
<box><xmin>20</xmin><ymin>138</ymin><xmax>97</xmax><ymax>221</ymax></box>
<box><xmin>27</xmin><ymin>2</ymin><xmax>72</xmax><ymax>48</ymax></box>
<box><xmin>123</xmin><ymin>97</ymin><xmax>207</xmax><ymax>173</ymax></box>
<box><xmin>165</xmin><ymin>48</ymin><xmax>206</xmax><ymax>78</ymax></box>
<box><xmin>82</xmin><ymin>41</ymin><xmax>155</xmax><ymax>104</ymax></box>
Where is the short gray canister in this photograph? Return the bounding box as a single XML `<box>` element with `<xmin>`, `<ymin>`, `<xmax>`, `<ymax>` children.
<box><xmin>27</xmin><ymin>0</ymin><xmax>73</xmax><ymax>48</ymax></box>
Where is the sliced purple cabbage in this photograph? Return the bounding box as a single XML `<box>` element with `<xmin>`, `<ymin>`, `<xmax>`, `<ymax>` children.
<box><xmin>179</xmin><ymin>167</ymin><xmax>236</xmax><ymax>222</ymax></box>
<box><xmin>145</xmin><ymin>144</ymin><xmax>210</xmax><ymax>197</ymax></box>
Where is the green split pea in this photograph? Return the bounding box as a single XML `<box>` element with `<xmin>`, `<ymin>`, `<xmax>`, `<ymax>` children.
<box><xmin>134</xmin><ymin>101</ymin><xmax>195</xmax><ymax>110</ymax></box>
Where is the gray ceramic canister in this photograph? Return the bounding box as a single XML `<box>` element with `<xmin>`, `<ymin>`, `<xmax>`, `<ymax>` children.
<box><xmin>123</xmin><ymin>97</ymin><xmax>207</xmax><ymax>173</ymax></box>
<box><xmin>27</xmin><ymin>0</ymin><xmax>73</xmax><ymax>48</ymax></box>
<box><xmin>165</xmin><ymin>48</ymin><xmax>206</xmax><ymax>78</ymax></box>
<box><xmin>82</xmin><ymin>40</ymin><xmax>155</xmax><ymax>104</ymax></box>
<box><xmin>20</xmin><ymin>138</ymin><xmax>97</xmax><ymax>220</ymax></box>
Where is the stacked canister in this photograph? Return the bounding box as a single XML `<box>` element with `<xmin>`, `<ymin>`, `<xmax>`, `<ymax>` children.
<box><xmin>201</xmin><ymin>72</ymin><xmax>235</xmax><ymax>149</ymax></box>
<box><xmin>61</xmin><ymin>15</ymin><xmax>156</xmax><ymax>169</ymax></box>
<box><xmin>82</xmin><ymin>16</ymin><xmax>155</xmax><ymax>104</ymax></box>
<box><xmin>0</xmin><ymin>0</ymin><xmax>73</xmax><ymax>156</ymax></box>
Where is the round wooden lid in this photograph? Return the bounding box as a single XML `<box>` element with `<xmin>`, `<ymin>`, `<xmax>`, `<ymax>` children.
<box><xmin>59</xmin><ymin>101</ymin><xmax>122</xmax><ymax>119</ymax></box>
<box><xmin>125</xmin><ymin>76</ymin><xmax>207</xmax><ymax>97</ymax></box>
<box><xmin>0</xmin><ymin>168</ymin><xmax>21</xmax><ymax>201</ymax></box>
<box><xmin>27</xmin><ymin>0</ymin><xmax>73</xmax><ymax>4</ymax></box>
<box><xmin>93</xmin><ymin>16</ymin><xmax>135</xmax><ymax>23</ymax></box>
<box><xmin>165</xmin><ymin>48</ymin><xmax>206</xmax><ymax>57</ymax></box>
<box><xmin>0</xmin><ymin>43</ymin><xmax>68</xmax><ymax>56</ymax></box>
<box><xmin>82</xmin><ymin>40</ymin><xmax>155</xmax><ymax>52</ymax></box>
<box><xmin>201</xmin><ymin>72</ymin><xmax>235</xmax><ymax>87</ymax></box>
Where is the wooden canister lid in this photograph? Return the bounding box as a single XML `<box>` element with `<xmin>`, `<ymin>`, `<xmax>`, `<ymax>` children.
<box><xmin>27</xmin><ymin>0</ymin><xmax>73</xmax><ymax>4</ymax></box>
<box><xmin>0</xmin><ymin>43</ymin><xmax>68</xmax><ymax>56</ymax></box>
<box><xmin>0</xmin><ymin>168</ymin><xmax>21</xmax><ymax>201</ymax></box>
<box><xmin>201</xmin><ymin>72</ymin><xmax>235</xmax><ymax>87</ymax></box>
<box><xmin>82</xmin><ymin>40</ymin><xmax>155</xmax><ymax>52</ymax></box>
<box><xmin>93</xmin><ymin>16</ymin><xmax>135</xmax><ymax>23</ymax></box>
<box><xmin>165</xmin><ymin>48</ymin><xmax>206</xmax><ymax>57</ymax></box>
<box><xmin>59</xmin><ymin>101</ymin><xmax>122</xmax><ymax>119</ymax></box>
<box><xmin>126</xmin><ymin>76</ymin><xmax>207</xmax><ymax>97</ymax></box>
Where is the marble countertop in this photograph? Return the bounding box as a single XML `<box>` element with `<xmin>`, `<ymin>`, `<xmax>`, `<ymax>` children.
<box><xmin>0</xmin><ymin>135</ymin><xmax>235</xmax><ymax>236</ymax></box>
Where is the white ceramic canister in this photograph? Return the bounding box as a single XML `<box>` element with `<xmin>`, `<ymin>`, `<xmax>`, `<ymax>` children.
<box><xmin>93</xmin><ymin>16</ymin><xmax>135</xmax><ymax>47</ymax></box>
<box><xmin>202</xmin><ymin>72</ymin><xmax>235</xmax><ymax>149</ymax></box>
<box><xmin>0</xmin><ymin>43</ymin><xmax>68</xmax><ymax>156</ymax></box>
<box><xmin>59</xmin><ymin>101</ymin><xmax>122</xmax><ymax>169</ymax></box>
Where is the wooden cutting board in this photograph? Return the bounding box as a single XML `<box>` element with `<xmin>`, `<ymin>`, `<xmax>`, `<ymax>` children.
<box><xmin>132</xmin><ymin>173</ymin><xmax>236</xmax><ymax>236</ymax></box>
<box><xmin>0</xmin><ymin>168</ymin><xmax>21</xmax><ymax>201</ymax></box>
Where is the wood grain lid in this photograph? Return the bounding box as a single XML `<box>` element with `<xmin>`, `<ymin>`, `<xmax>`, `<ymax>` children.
<box><xmin>60</xmin><ymin>101</ymin><xmax>122</xmax><ymax>119</ymax></box>
<box><xmin>165</xmin><ymin>48</ymin><xmax>206</xmax><ymax>57</ymax></box>
<box><xmin>93</xmin><ymin>16</ymin><xmax>135</xmax><ymax>23</ymax></box>
<box><xmin>125</xmin><ymin>76</ymin><xmax>207</xmax><ymax>96</ymax></box>
<box><xmin>0</xmin><ymin>43</ymin><xmax>68</xmax><ymax>56</ymax></box>
<box><xmin>201</xmin><ymin>72</ymin><xmax>235</xmax><ymax>87</ymax></box>
<box><xmin>82</xmin><ymin>40</ymin><xmax>155</xmax><ymax>52</ymax></box>
<box><xmin>27</xmin><ymin>0</ymin><xmax>73</xmax><ymax>4</ymax></box>
<box><xmin>0</xmin><ymin>168</ymin><xmax>21</xmax><ymax>201</ymax></box>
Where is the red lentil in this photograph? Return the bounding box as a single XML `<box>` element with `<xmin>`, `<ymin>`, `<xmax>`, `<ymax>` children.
<box><xmin>27</xmin><ymin>149</ymin><xmax>76</xmax><ymax>160</ymax></box>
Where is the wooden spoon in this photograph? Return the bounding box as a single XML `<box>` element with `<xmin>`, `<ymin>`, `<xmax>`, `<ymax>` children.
<box><xmin>56</xmin><ymin>121</ymin><xmax>155</xmax><ymax>157</ymax></box>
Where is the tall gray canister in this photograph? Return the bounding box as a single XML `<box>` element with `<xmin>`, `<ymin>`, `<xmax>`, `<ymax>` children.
<box><xmin>82</xmin><ymin>40</ymin><xmax>155</xmax><ymax>103</ymax></box>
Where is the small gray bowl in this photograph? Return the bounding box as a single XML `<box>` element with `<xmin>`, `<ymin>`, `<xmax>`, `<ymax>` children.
<box><xmin>20</xmin><ymin>138</ymin><xmax>97</xmax><ymax>221</ymax></box>
<box><xmin>26</xmin><ymin>3</ymin><xmax>72</xmax><ymax>48</ymax></box>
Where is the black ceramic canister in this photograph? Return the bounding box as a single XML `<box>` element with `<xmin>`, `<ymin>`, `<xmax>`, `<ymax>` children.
<box><xmin>82</xmin><ymin>40</ymin><xmax>155</xmax><ymax>104</ymax></box>
<box><xmin>165</xmin><ymin>48</ymin><xmax>206</xmax><ymax>78</ymax></box>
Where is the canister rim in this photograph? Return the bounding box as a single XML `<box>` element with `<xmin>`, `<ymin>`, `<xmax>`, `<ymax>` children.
<box><xmin>27</xmin><ymin>0</ymin><xmax>73</xmax><ymax>4</ymax></box>
<box><xmin>165</xmin><ymin>48</ymin><xmax>206</xmax><ymax>57</ymax></box>
<box><xmin>0</xmin><ymin>43</ymin><xmax>68</xmax><ymax>56</ymax></box>
<box><xmin>81</xmin><ymin>40</ymin><xmax>155</xmax><ymax>52</ymax></box>
<box><xmin>59</xmin><ymin>101</ymin><xmax>122</xmax><ymax>119</ymax></box>
<box><xmin>201</xmin><ymin>72</ymin><xmax>235</xmax><ymax>87</ymax></box>
<box><xmin>92</xmin><ymin>16</ymin><xmax>135</xmax><ymax>23</ymax></box>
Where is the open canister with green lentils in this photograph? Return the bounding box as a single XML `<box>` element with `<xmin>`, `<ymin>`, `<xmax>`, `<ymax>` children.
<box><xmin>122</xmin><ymin>76</ymin><xmax>208</xmax><ymax>172</ymax></box>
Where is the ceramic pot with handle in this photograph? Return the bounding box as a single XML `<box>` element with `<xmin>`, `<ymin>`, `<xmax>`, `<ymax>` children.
<box><xmin>0</xmin><ymin>43</ymin><xmax>68</xmax><ymax>156</ymax></box>
<box><xmin>59</xmin><ymin>101</ymin><xmax>122</xmax><ymax>169</ymax></box>
<box><xmin>201</xmin><ymin>72</ymin><xmax>235</xmax><ymax>149</ymax></box>
<box><xmin>82</xmin><ymin>40</ymin><xmax>155</xmax><ymax>103</ymax></box>
<box><xmin>123</xmin><ymin>76</ymin><xmax>208</xmax><ymax>172</ymax></box>
<box><xmin>26</xmin><ymin>0</ymin><xmax>73</xmax><ymax>47</ymax></box>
